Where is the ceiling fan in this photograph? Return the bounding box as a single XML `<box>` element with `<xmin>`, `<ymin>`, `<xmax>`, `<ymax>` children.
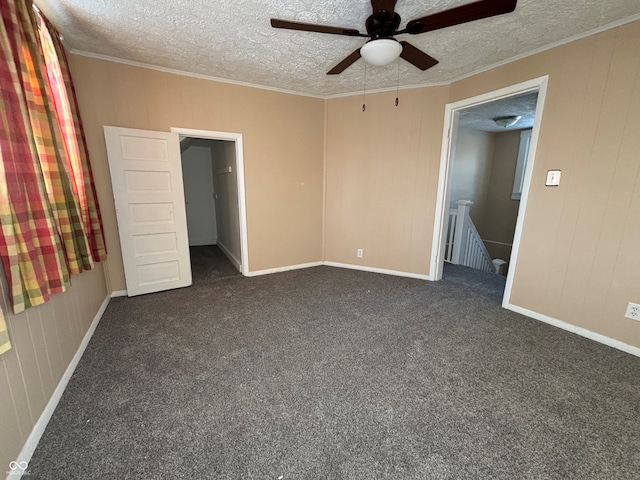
<box><xmin>271</xmin><ymin>0</ymin><xmax>517</xmax><ymax>75</ymax></box>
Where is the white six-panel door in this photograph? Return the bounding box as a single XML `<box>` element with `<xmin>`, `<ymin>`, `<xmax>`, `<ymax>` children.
<box><xmin>104</xmin><ymin>126</ymin><xmax>192</xmax><ymax>296</ymax></box>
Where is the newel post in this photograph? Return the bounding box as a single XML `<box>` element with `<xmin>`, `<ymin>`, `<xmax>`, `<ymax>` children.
<box><xmin>452</xmin><ymin>200</ymin><xmax>473</xmax><ymax>264</ymax></box>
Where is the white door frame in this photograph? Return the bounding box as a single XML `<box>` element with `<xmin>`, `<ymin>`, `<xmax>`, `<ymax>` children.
<box><xmin>429</xmin><ymin>75</ymin><xmax>549</xmax><ymax>308</ymax></box>
<box><xmin>171</xmin><ymin>127</ymin><xmax>249</xmax><ymax>275</ymax></box>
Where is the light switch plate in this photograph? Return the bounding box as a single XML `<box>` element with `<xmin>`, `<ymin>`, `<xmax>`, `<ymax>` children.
<box><xmin>546</xmin><ymin>170</ymin><xmax>561</xmax><ymax>186</ymax></box>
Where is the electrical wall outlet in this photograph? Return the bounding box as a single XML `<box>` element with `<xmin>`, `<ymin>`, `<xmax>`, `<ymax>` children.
<box><xmin>357</xmin><ymin>249</ymin><xmax>363</xmax><ymax>258</ymax></box>
<box><xmin>625</xmin><ymin>302</ymin><xmax>640</xmax><ymax>321</ymax></box>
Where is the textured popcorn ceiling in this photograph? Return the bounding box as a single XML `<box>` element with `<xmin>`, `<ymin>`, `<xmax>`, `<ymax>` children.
<box><xmin>35</xmin><ymin>0</ymin><xmax>640</xmax><ymax>97</ymax></box>
<box><xmin>459</xmin><ymin>91</ymin><xmax>539</xmax><ymax>132</ymax></box>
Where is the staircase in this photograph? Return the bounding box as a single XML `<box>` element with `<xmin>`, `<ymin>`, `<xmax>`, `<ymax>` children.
<box><xmin>445</xmin><ymin>200</ymin><xmax>497</xmax><ymax>274</ymax></box>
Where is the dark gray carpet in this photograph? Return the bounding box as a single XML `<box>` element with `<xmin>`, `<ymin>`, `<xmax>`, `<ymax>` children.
<box><xmin>189</xmin><ymin>244</ymin><xmax>241</xmax><ymax>283</ymax></box>
<box><xmin>27</xmin><ymin>263</ymin><xmax>640</xmax><ymax>479</ymax></box>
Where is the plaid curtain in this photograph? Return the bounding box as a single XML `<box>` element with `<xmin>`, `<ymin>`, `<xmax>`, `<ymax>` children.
<box><xmin>36</xmin><ymin>12</ymin><xmax>107</xmax><ymax>267</ymax></box>
<box><xmin>0</xmin><ymin>309</ymin><xmax>8</xmax><ymax>355</ymax></box>
<box><xmin>0</xmin><ymin>0</ymin><xmax>106</xmax><ymax>354</ymax></box>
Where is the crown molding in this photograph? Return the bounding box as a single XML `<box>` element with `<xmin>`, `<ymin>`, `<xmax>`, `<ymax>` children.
<box><xmin>450</xmin><ymin>13</ymin><xmax>640</xmax><ymax>84</ymax></box>
<box><xmin>71</xmin><ymin>14</ymin><xmax>640</xmax><ymax>100</ymax></box>
<box><xmin>69</xmin><ymin>50</ymin><xmax>325</xmax><ymax>99</ymax></box>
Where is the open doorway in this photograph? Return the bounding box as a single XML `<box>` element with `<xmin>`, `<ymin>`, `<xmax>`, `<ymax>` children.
<box><xmin>104</xmin><ymin>126</ymin><xmax>249</xmax><ymax>296</ymax></box>
<box><xmin>172</xmin><ymin>128</ymin><xmax>250</xmax><ymax>281</ymax></box>
<box><xmin>180</xmin><ymin>137</ymin><xmax>241</xmax><ymax>283</ymax></box>
<box><xmin>430</xmin><ymin>76</ymin><xmax>548</xmax><ymax>307</ymax></box>
<box><xmin>446</xmin><ymin>91</ymin><xmax>539</xmax><ymax>276</ymax></box>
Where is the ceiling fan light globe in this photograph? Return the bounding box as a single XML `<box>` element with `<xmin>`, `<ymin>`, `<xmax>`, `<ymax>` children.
<box><xmin>360</xmin><ymin>39</ymin><xmax>402</xmax><ymax>66</ymax></box>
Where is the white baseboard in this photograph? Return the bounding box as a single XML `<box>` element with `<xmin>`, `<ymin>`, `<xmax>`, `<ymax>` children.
<box><xmin>245</xmin><ymin>261</ymin><xmax>323</xmax><ymax>277</ymax></box>
<box><xmin>217</xmin><ymin>241</ymin><xmax>241</xmax><ymax>273</ymax></box>
<box><xmin>246</xmin><ymin>260</ymin><xmax>432</xmax><ymax>280</ymax></box>
<box><xmin>110</xmin><ymin>290</ymin><xmax>127</xmax><ymax>298</ymax></box>
<box><xmin>323</xmin><ymin>261</ymin><xmax>432</xmax><ymax>281</ymax></box>
<box><xmin>248</xmin><ymin>262</ymin><xmax>638</xmax><ymax>358</ymax></box>
<box><xmin>10</xmin><ymin>294</ymin><xmax>111</xmax><ymax>478</ymax></box>
<box><xmin>506</xmin><ymin>303</ymin><xmax>640</xmax><ymax>358</ymax></box>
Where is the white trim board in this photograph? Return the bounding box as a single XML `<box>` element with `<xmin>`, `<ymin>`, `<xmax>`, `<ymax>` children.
<box><xmin>247</xmin><ymin>261</ymin><xmax>430</xmax><ymax>280</ymax></box>
<box><xmin>429</xmin><ymin>76</ymin><xmax>549</xmax><ymax>300</ymax></box>
<box><xmin>323</xmin><ymin>262</ymin><xmax>432</xmax><ymax>281</ymax></box>
<box><xmin>9</xmin><ymin>294</ymin><xmax>111</xmax><ymax>478</ymax></box>
<box><xmin>324</xmin><ymin>81</ymin><xmax>451</xmax><ymax>99</ymax></box>
<box><xmin>506</xmin><ymin>304</ymin><xmax>640</xmax><ymax>358</ymax></box>
<box><xmin>110</xmin><ymin>290</ymin><xmax>128</xmax><ymax>298</ymax></box>
<box><xmin>501</xmin><ymin>78</ymin><xmax>548</xmax><ymax>308</ymax></box>
<box><xmin>245</xmin><ymin>261</ymin><xmax>323</xmax><ymax>277</ymax></box>
<box><xmin>250</xmin><ymin>260</ymin><xmax>638</xmax><ymax>357</ymax></box>
<box><xmin>171</xmin><ymin>128</ymin><xmax>250</xmax><ymax>276</ymax></box>
<box><xmin>449</xmin><ymin>13</ymin><xmax>640</xmax><ymax>85</ymax></box>
<box><xmin>70</xmin><ymin>50</ymin><xmax>323</xmax><ymax>99</ymax></box>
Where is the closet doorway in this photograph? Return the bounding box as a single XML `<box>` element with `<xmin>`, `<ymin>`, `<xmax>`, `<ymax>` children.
<box><xmin>174</xmin><ymin>128</ymin><xmax>249</xmax><ymax>279</ymax></box>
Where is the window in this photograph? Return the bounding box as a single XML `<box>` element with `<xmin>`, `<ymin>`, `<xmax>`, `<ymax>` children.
<box><xmin>0</xmin><ymin>0</ymin><xmax>106</xmax><ymax>355</ymax></box>
<box><xmin>512</xmin><ymin>129</ymin><xmax>532</xmax><ymax>200</ymax></box>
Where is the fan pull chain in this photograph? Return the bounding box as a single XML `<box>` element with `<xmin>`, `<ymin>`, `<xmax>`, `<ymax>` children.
<box><xmin>362</xmin><ymin>63</ymin><xmax>367</xmax><ymax>112</ymax></box>
<box><xmin>395</xmin><ymin>61</ymin><xmax>400</xmax><ymax>107</ymax></box>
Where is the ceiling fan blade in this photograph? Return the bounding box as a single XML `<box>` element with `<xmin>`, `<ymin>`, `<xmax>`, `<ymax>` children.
<box><xmin>371</xmin><ymin>0</ymin><xmax>397</xmax><ymax>16</ymax></box>
<box><xmin>327</xmin><ymin>48</ymin><xmax>362</xmax><ymax>75</ymax></box>
<box><xmin>271</xmin><ymin>19</ymin><xmax>366</xmax><ymax>37</ymax></box>
<box><xmin>399</xmin><ymin>42</ymin><xmax>439</xmax><ymax>71</ymax></box>
<box><xmin>402</xmin><ymin>0</ymin><xmax>517</xmax><ymax>35</ymax></box>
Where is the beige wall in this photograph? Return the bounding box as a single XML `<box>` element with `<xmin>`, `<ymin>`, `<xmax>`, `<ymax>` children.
<box><xmin>69</xmin><ymin>55</ymin><xmax>325</xmax><ymax>290</ymax></box>
<box><xmin>324</xmin><ymin>87</ymin><xmax>449</xmax><ymax>275</ymax></box>
<box><xmin>0</xmin><ymin>266</ymin><xmax>108</xmax><ymax>471</ymax></box>
<box><xmin>449</xmin><ymin>127</ymin><xmax>495</xmax><ymax>227</ymax></box>
<box><xmin>325</xmin><ymin>21</ymin><xmax>640</xmax><ymax>347</ymax></box>
<box><xmin>450</xmin><ymin>21</ymin><xmax>640</xmax><ymax>347</ymax></box>
<box><xmin>482</xmin><ymin>129</ymin><xmax>524</xmax><ymax>263</ymax></box>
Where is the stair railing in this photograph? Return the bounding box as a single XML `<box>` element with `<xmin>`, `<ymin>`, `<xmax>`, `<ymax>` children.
<box><xmin>445</xmin><ymin>200</ymin><xmax>496</xmax><ymax>273</ymax></box>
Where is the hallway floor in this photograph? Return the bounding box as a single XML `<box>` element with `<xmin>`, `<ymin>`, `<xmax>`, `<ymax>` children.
<box><xmin>189</xmin><ymin>245</ymin><xmax>240</xmax><ymax>284</ymax></box>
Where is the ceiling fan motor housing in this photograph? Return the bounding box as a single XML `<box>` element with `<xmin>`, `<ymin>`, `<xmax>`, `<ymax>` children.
<box><xmin>365</xmin><ymin>11</ymin><xmax>401</xmax><ymax>39</ymax></box>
